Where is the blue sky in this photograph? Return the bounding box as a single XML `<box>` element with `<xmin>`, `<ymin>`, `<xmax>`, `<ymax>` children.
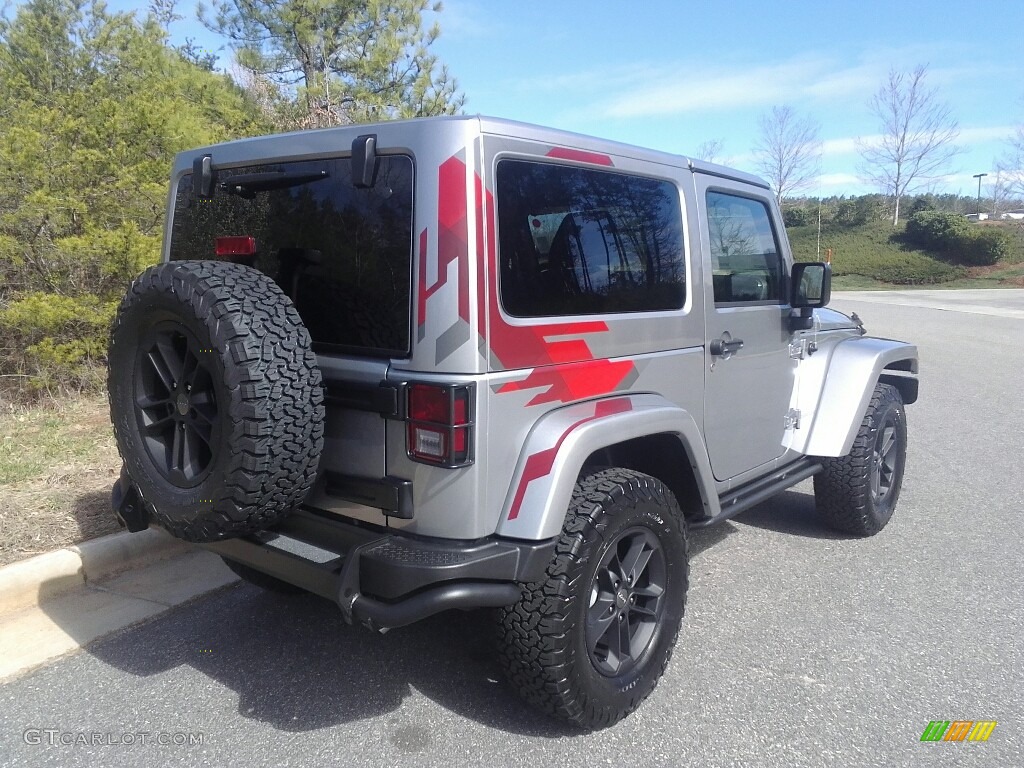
<box><xmin>153</xmin><ymin>0</ymin><xmax>1022</xmax><ymax>197</ymax></box>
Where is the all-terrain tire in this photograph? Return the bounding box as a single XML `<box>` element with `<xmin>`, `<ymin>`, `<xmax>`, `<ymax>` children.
<box><xmin>813</xmin><ymin>383</ymin><xmax>907</xmax><ymax>536</ymax></box>
<box><xmin>497</xmin><ymin>468</ymin><xmax>689</xmax><ymax>730</ymax></box>
<box><xmin>222</xmin><ymin>558</ymin><xmax>305</xmax><ymax>594</ymax></box>
<box><xmin>108</xmin><ymin>260</ymin><xmax>325</xmax><ymax>542</ymax></box>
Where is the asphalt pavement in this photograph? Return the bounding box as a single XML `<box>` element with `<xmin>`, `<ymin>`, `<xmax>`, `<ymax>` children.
<box><xmin>1</xmin><ymin>290</ymin><xmax>1021</xmax><ymax>767</ymax></box>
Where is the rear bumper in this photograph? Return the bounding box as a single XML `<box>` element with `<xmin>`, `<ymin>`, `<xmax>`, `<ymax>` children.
<box><xmin>202</xmin><ymin>508</ymin><xmax>555</xmax><ymax>631</ymax></box>
<box><xmin>111</xmin><ymin>471</ymin><xmax>555</xmax><ymax>630</ymax></box>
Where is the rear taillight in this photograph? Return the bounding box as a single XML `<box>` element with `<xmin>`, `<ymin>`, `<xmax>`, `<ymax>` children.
<box><xmin>406</xmin><ymin>383</ymin><xmax>474</xmax><ymax>467</ymax></box>
<box><xmin>215</xmin><ymin>236</ymin><xmax>256</xmax><ymax>259</ymax></box>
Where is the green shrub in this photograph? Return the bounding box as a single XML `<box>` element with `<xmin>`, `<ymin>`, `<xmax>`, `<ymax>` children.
<box><xmin>962</xmin><ymin>229</ymin><xmax>1009</xmax><ymax>266</ymax></box>
<box><xmin>905</xmin><ymin>211</ymin><xmax>1006</xmax><ymax>266</ymax></box>
<box><xmin>783</xmin><ymin>207</ymin><xmax>811</xmax><ymax>227</ymax></box>
<box><xmin>834</xmin><ymin>199</ymin><xmax>869</xmax><ymax>226</ymax></box>
<box><xmin>0</xmin><ymin>293</ymin><xmax>117</xmax><ymax>393</ymax></box>
<box><xmin>905</xmin><ymin>211</ymin><xmax>970</xmax><ymax>249</ymax></box>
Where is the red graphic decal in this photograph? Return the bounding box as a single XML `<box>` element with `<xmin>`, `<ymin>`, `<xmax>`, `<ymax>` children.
<box><xmin>498</xmin><ymin>358</ymin><xmax>635</xmax><ymax>406</ymax></box>
<box><xmin>475</xmin><ymin>179</ymin><xmax>637</xmax><ymax>402</ymax></box>
<box><xmin>545</xmin><ymin>147</ymin><xmax>614</xmax><ymax>167</ymax></box>
<box><xmin>508</xmin><ymin>398</ymin><xmax>633</xmax><ymax>520</ymax></box>
<box><xmin>419</xmin><ymin>156</ymin><xmax>470</xmax><ymax>333</ymax></box>
<box><xmin>416</xmin><ymin>228</ymin><xmax>429</xmax><ymax>330</ymax></box>
<box><xmin>474</xmin><ymin>173</ymin><xmax>488</xmax><ymax>342</ymax></box>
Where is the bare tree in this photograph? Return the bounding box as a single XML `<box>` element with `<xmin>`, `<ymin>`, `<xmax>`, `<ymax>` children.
<box><xmin>695</xmin><ymin>139</ymin><xmax>725</xmax><ymax>164</ymax></box>
<box><xmin>753</xmin><ymin>106</ymin><xmax>821</xmax><ymax>205</ymax></box>
<box><xmin>996</xmin><ymin>116</ymin><xmax>1024</xmax><ymax>201</ymax></box>
<box><xmin>859</xmin><ymin>65</ymin><xmax>961</xmax><ymax>225</ymax></box>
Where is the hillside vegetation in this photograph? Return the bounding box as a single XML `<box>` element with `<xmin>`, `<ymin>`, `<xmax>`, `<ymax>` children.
<box><xmin>785</xmin><ymin>199</ymin><xmax>1024</xmax><ymax>289</ymax></box>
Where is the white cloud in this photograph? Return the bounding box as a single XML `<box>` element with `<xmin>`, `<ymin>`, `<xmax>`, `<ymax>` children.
<box><xmin>957</xmin><ymin>126</ymin><xmax>1014</xmax><ymax>143</ymax></box>
<box><xmin>820</xmin><ymin>135</ymin><xmax>881</xmax><ymax>156</ymax></box>
<box><xmin>584</xmin><ymin>48</ymin><xmax>960</xmax><ymax>121</ymax></box>
<box><xmin>816</xmin><ymin>173</ymin><xmax>864</xmax><ymax>189</ymax></box>
<box><xmin>819</xmin><ymin>126</ymin><xmax>1011</xmax><ymax>159</ymax></box>
<box><xmin>601</xmin><ymin>56</ymin><xmax>838</xmax><ymax>119</ymax></box>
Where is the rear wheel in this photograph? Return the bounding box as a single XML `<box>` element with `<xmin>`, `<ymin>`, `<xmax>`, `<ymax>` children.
<box><xmin>814</xmin><ymin>383</ymin><xmax>907</xmax><ymax>536</ymax></box>
<box><xmin>497</xmin><ymin>468</ymin><xmax>689</xmax><ymax>729</ymax></box>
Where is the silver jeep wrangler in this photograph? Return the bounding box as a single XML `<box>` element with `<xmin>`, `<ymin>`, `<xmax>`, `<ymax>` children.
<box><xmin>108</xmin><ymin>116</ymin><xmax>918</xmax><ymax>729</ymax></box>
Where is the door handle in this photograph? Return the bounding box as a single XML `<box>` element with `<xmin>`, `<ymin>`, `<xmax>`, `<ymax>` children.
<box><xmin>709</xmin><ymin>337</ymin><xmax>744</xmax><ymax>357</ymax></box>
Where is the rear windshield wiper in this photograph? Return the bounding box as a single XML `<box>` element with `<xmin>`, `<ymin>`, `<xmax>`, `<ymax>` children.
<box><xmin>218</xmin><ymin>170</ymin><xmax>329</xmax><ymax>198</ymax></box>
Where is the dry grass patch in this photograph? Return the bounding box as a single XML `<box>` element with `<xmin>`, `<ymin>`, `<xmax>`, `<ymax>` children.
<box><xmin>0</xmin><ymin>395</ymin><xmax>123</xmax><ymax>566</ymax></box>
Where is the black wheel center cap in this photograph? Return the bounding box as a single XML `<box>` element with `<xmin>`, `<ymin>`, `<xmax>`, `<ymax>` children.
<box><xmin>615</xmin><ymin>589</ymin><xmax>629</xmax><ymax>608</ymax></box>
<box><xmin>176</xmin><ymin>393</ymin><xmax>190</xmax><ymax>416</ymax></box>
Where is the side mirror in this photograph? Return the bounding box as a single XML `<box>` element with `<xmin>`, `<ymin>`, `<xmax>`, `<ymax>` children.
<box><xmin>792</xmin><ymin>262</ymin><xmax>831</xmax><ymax>308</ymax></box>
<box><xmin>789</xmin><ymin>262</ymin><xmax>831</xmax><ymax>332</ymax></box>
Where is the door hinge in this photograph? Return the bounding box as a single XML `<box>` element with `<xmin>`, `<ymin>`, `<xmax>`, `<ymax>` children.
<box><xmin>789</xmin><ymin>339</ymin><xmax>807</xmax><ymax>359</ymax></box>
<box><xmin>785</xmin><ymin>408</ymin><xmax>802</xmax><ymax>429</ymax></box>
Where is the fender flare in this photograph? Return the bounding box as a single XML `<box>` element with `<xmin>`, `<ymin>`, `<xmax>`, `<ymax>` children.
<box><xmin>495</xmin><ymin>393</ymin><xmax>719</xmax><ymax>541</ymax></box>
<box><xmin>802</xmin><ymin>336</ymin><xmax>918</xmax><ymax>457</ymax></box>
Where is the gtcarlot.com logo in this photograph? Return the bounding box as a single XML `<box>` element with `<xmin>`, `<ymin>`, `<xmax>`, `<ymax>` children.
<box><xmin>23</xmin><ymin>729</ymin><xmax>204</xmax><ymax>747</ymax></box>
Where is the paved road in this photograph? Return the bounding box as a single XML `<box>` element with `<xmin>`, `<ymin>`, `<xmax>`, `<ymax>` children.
<box><xmin>2</xmin><ymin>291</ymin><xmax>1022</xmax><ymax>767</ymax></box>
<box><xmin>836</xmin><ymin>288</ymin><xmax>1024</xmax><ymax>319</ymax></box>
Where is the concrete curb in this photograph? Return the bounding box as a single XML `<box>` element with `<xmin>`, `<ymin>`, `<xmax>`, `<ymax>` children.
<box><xmin>0</xmin><ymin>528</ymin><xmax>190</xmax><ymax>616</ymax></box>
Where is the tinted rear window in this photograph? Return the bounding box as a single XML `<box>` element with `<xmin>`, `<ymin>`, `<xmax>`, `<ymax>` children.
<box><xmin>496</xmin><ymin>159</ymin><xmax>685</xmax><ymax>317</ymax></box>
<box><xmin>170</xmin><ymin>155</ymin><xmax>414</xmax><ymax>357</ymax></box>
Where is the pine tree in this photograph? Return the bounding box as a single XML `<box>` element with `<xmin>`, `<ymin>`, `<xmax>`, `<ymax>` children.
<box><xmin>0</xmin><ymin>0</ymin><xmax>268</xmax><ymax>394</ymax></box>
<box><xmin>199</xmin><ymin>0</ymin><xmax>465</xmax><ymax>128</ymax></box>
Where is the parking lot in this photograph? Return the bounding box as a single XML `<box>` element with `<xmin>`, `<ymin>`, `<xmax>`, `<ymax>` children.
<box><xmin>1</xmin><ymin>290</ymin><xmax>1021</xmax><ymax>767</ymax></box>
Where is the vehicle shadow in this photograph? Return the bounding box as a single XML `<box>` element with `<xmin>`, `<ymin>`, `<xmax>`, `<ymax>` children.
<box><xmin>732</xmin><ymin>488</ymin><xmax>854</xmax><ymax>540</ymax></box>
<box><xmin>74</xmin><ymin>585</ymin><xmax>581</xmax><ymax>737</ymax></box>
<box><xmin>36</xmin><ymin>514</ymin><xmax>737</xmax><ymax>739</ymax></box>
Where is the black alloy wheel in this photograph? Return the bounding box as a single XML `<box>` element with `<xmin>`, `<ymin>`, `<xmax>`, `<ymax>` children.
<box><xmin>586</xmin><ymin>526</ymin><xmax>667</xmax><ymax>678</ymax></box>
<box><xmin>870</xmin><ymin>413</ymin><xmax>900</xmax><ymax>505</ymax></box>
<box><xmin>134</xmin><ymin>323</ymin><xmax>221</xmax><ymax>488</ymax></box>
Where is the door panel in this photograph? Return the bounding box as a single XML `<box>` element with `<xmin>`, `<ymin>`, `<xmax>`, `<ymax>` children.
<box><xmin>696</xmin><ymin>178</ymin><xmax>797</xmax><ymax>481</ymax></box>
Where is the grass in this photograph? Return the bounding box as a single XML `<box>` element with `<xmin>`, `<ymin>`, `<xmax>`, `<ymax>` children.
<box><xmin>788</xmin><ymin>219</ymin><xmax>1024</xmax><ymax>288</ymax></box>
<box><xmin>0</xmin><ymin>394</ymin><xmax>122</xmax><ymax>566</ymax></box>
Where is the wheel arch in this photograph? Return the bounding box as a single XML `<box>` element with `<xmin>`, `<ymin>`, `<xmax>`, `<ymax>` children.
<box><xmin>495</xmin><ymin>394</ymin><xmax>719</xmax><ymax>541</ymax></box>
<box><xmin>801</xmin><ymin>336</ymin><xmax>918</xmax><ymax>457</ymax></box>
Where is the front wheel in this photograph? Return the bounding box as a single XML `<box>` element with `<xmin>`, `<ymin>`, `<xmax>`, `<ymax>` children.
<box><xmin>814</xmin><ymin>383</ymin><xmax>907</xmax><ymax>536</ymax></box>
<box><xmin>497</xmin><ymin>468</ymin><xmax>689</xmax><ymax>729</ymax></box>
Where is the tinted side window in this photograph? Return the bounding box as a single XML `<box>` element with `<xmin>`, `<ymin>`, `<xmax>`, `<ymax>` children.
<box><xmin>496</xmin><ymin>160</ymin><xmax>685</xmax><ymax>317</ymax></box>
<box><xmin>171</xmin><ymin>156</ymin><xmax>414</xmax><ymax>357</ymax></box>
<box><xmin>706</xmin><ymin>191</ymin><xmax>783</xmax><ymax>304</ymax></box>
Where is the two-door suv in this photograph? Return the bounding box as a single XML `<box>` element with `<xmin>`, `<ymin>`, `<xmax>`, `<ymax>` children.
<box><xmin>108</xmin><ymin>116</ymin><xmax>918</xmax><ymax>729</ymax></box>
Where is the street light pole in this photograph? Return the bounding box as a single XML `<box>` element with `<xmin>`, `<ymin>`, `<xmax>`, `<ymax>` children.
<box><xmin>973</xmin><ymin>173</ymin><xmax>988</xmax><ymax>216</ymax></box>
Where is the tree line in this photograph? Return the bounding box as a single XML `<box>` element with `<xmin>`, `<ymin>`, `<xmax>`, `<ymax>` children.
<box><xmin>1</xmin><ymin>3</ymin><xmax>1022</xmax><ymax>400</ymax></box>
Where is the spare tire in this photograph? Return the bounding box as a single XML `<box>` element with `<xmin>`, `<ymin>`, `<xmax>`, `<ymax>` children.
<box><xmin>108</xmin><ymin>260</ymin><xmax>324</xmax><ymax>542</ymax></box>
